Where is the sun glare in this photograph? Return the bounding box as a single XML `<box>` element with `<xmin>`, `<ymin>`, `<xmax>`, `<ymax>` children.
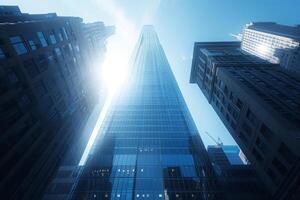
<box><xmin>101</xmin><ymin>46</ymin><xmax>129</xmax><ymax>92</ymax></box>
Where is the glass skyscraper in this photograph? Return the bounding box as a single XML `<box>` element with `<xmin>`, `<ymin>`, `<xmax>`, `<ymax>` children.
<box><xmin>64</xmin><ymin>25</ymin><xmax>215</xmax><ymax>200</ymax></box>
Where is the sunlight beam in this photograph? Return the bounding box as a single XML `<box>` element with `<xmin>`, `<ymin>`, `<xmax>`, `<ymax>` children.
<box><xmin>78</xmin><ymin>91</ymin><xmax>114</xmax><ymax>166</ymax></box>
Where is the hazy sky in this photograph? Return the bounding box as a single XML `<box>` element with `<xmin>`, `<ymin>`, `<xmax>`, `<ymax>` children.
<box><xmin>3</xmin><ymin>0</ymin><xmax>300</xmax><ymax>146</ymax></box>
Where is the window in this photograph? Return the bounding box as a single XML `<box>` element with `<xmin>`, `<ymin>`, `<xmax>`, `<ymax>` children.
<box><xmin>25</xmin><ymin>33</ymin><xmax>40</xmax><ymax>50</ymax></box>
<box><xmin>61</xmin><ymin>27</ymin><xmax>68</xmax><ymax>40</ymax></box>
<box><xmin>54</xmin><ymin>47</ymin><xmax>62</xmax><ymax>57</ymax></box>
<box><xmin>58</xmin><ymin>32</ymin><xmax>63</xmax><ymax>41</ymax></box>
<box><xmin>28</xmin><ymin>40</ymin><xmax>37</xmax><ymax>50</ymax></box>
<box><xmin>37</xmin><ymin>32</ymin><xmax>48</xmax><ymax>47</ymax></box>
<box><xmin>23</xmin><ymin>59</ymin><xmax>39</xmax><ymax>78</ymax></box>
<box><xmin>49</xmin><ymin>31</ymin><xmax>57</xmax><ymax>44</ymax></box>
<box><xmin>9</xmin><ymin>36</ymin><xmax>27</xmax><ymax>55</ymax></box>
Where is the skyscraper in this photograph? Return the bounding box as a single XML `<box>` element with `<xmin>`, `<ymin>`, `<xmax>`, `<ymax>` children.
<box><xmin>0</xmin><ymin>6</ymin><xmax>111</xmax><ymax>199</ymax></box>
<box><xmin>241</xmin><ymin>22</ymin><xmax>300</xmax><ymax>73</ymax></box>
<box><xmin>44</xmin><ymin>25</ymin><xmax>217</xmax><ymax>200</ymax></box>
<box><xmin>190</xmin><ymin>40</ymin><xmax>300</xmax><ymax>199</ymax></box>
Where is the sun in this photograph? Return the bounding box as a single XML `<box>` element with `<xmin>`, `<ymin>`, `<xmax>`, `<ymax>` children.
<box><xmin>101</xmin><ymin>46</ymin><xmax>129</xmax><ymax>92</ymax></box>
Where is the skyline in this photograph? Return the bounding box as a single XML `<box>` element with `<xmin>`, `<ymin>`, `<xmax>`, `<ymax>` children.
<box><xmin>3</xmin><ymin>0</ymin><xmax>300</xmax><ymax>146</ymax></box>
<box><xmin>1</xmin><ymin>2</ymin><xmax>300</xmax><ymax>199</ymax></box>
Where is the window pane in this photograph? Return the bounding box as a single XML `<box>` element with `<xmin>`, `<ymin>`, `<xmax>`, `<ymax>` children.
<box><xmin>9</xmin><ymin>36</ymin><xmax>28</xmax><ymax>55</ymax></box>
<box><xmin>37</xmin><ymin>32</ymin><xmax>48</xmax><ymax>47</ymax></box>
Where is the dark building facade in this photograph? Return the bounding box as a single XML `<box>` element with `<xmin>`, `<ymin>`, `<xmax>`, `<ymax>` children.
<box><xmin>207</xmin><ymin>145</ymin><xmax>268</xmax><ymax>200</ymax></box>
<box><xmin>0</xmin><ymin>6</ymin><xmax>111</xmax><ymax>199</ymax></box>
<box><xmin>191</xmin><ymin>41</ymin><xmax>300</xmax><ymax>199</ymax></box>
<box><xmin>44</xmin><ymin>26</ymin><xmax>218</xmax><ymax>200</ymax></box>
<box><xmin>214</xmin><ymin>66</ymin><xmax>300</xmax><ymax>199</ymax></box>
<box><xmin>190</xmin><ymin>41</ymin><xmax>272</xmax><ymax>103</ymax></box>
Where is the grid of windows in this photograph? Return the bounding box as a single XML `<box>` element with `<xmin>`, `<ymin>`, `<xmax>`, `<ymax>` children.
<box><xmin>241</xmin><ymin>28</ymin><xmax>299</xmax><ymax>65</ymax></box>
<box><xmin>70</xmin><ymin>26</ymin><xmax>215</xmax><ymax>199</ymax></box>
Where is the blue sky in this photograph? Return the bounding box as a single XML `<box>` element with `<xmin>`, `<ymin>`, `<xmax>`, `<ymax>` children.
<box><xmin>3</xmin><ymin>0</ymin><xmax>300</xmax><ymax>146</ymax></box>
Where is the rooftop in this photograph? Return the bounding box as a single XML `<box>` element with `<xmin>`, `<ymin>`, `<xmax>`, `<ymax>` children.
<box><xmin>246</xmin><ymin>22</ymin><xmax>300</xmax><ymax>40</ymax></box>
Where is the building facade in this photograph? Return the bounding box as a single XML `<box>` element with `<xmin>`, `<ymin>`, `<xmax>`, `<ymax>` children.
<box><xmin>0</xmin><ymin>6</ymin><xmax>111</xmax><ymax>199</ymax></box>
<box><xmin>214</xmin><ymin>66</ymin><xmax>300</xmax><ymax>199</ymax></box>
<box><xmin>207</xmin><ymin>145</ymin><xmax>268</xmax><ymax>200</ymax></box>
<box><xmin>190</xmin><ymin>41</ymin><xmax>272</xmax><ymax>103</ymax></box>
<box><xmin>241</xmin><ymin>22</ymin><xmax>300</xmax><ymax>73</ymax></box>
<box><xmin>191</xmin><ymin>40</ymin><xmax>300</xmax><ymax>199</ymax></box>
<box><xmin>44</xmin><ymin>25</ymin><xmax>218</xmax><ymax>200</ymax></box>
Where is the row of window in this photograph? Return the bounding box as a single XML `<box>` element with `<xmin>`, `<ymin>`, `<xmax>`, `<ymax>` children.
<box><xmin>4</xmin><ymin>27</ymin><xmax>69</xmax><ymax>57</ymax></box>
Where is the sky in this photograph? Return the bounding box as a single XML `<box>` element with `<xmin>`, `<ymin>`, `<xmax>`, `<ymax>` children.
<box><xmin>3</xmin><ymin>0</ymin><xmax>300</xmax><ymax>146</ymax></box>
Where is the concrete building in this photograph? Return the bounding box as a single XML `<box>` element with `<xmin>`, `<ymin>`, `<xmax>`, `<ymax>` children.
<box><xmin>0</xmin><ymin>6</ymin><xmax>112</xmax><ymax>199</ymax></box>
<box><xmin>190</xmin><ymin>41</ymin><xmax>272</xmax><ymax>103</ymax></box>
<box><xmin>191</xmin><ymin>41</ymin><xmax>300</xmax><ymax>199</ymax></box>
<box><xmin>241</xmin><ymin>22</ymin><xmax>300</xmax><ymax>73</ymax></box>
<box><xmin>213</xmin><ymin>65</ymin><xmax>300</xmax><ymax>199</ymax></box>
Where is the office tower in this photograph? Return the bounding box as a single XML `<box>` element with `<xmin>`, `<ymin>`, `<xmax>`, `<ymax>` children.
<box><xmin>190</xmin><ymin>41</ymin><xmax>272</xmax><ymax>104</ymax></box>
<box><xmin>0</xmin><ymin>6</ymin><xmax>111</xmax><ymax>199</ymax></box>
<box><xmin>44</xmin><ymin>25</ymin><xmax>217</xmax><ymax>200</ymax></box>
<box><xmin>207</xmin><ymin>145</ymin><xmax>268</xmax><ymax>200</ymax></box>
<box><xmin>241</xmin><ymin>22</ymin><xmax>300</xmax><ymax>73</ymax></box>
<box><xmin>191</xmin><ymin>40</ymin><xmax>300</xmax><ymax>199</ymax></box>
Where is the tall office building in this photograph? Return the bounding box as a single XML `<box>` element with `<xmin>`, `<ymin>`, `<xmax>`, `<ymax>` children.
<box><xmin>190</xmin><ymin>41</ymin><xmax>272</xmax><ymax>103</ymax></box>
<box><xmin>191</xmin><ymin>41</ymin><xmax>300</xmax><ymax>199</ymax></box>
<box><xmin>44</xmin><ymin>25</ymin><xmax>218</xmax><ymax>200</ymax></box>
<box><xmin>207</xmin><ymin>145</ymin><xmax>268</xmax><ymax>200</ymax></box>
<box><xmin>241</xmin><ymin>22</ymin><xmax>300</xmax><ymax>73</ymax></box>
<box><xmin>0</xmin><ymin>6</ymin><xmax>111</xmax><ymax>199</ymax></box>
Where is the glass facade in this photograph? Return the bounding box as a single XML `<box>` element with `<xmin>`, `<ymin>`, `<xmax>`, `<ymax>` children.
<box><xmin>69</xmin><ymin>26</ymin><xmax>214</xmax><ymax>200</ymax></box>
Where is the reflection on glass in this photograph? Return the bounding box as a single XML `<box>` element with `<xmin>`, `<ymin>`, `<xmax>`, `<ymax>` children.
<box><xmin>70</xmin><ymin>26</ymin><xmax>215</xmax><ymax>200</ymax></box>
